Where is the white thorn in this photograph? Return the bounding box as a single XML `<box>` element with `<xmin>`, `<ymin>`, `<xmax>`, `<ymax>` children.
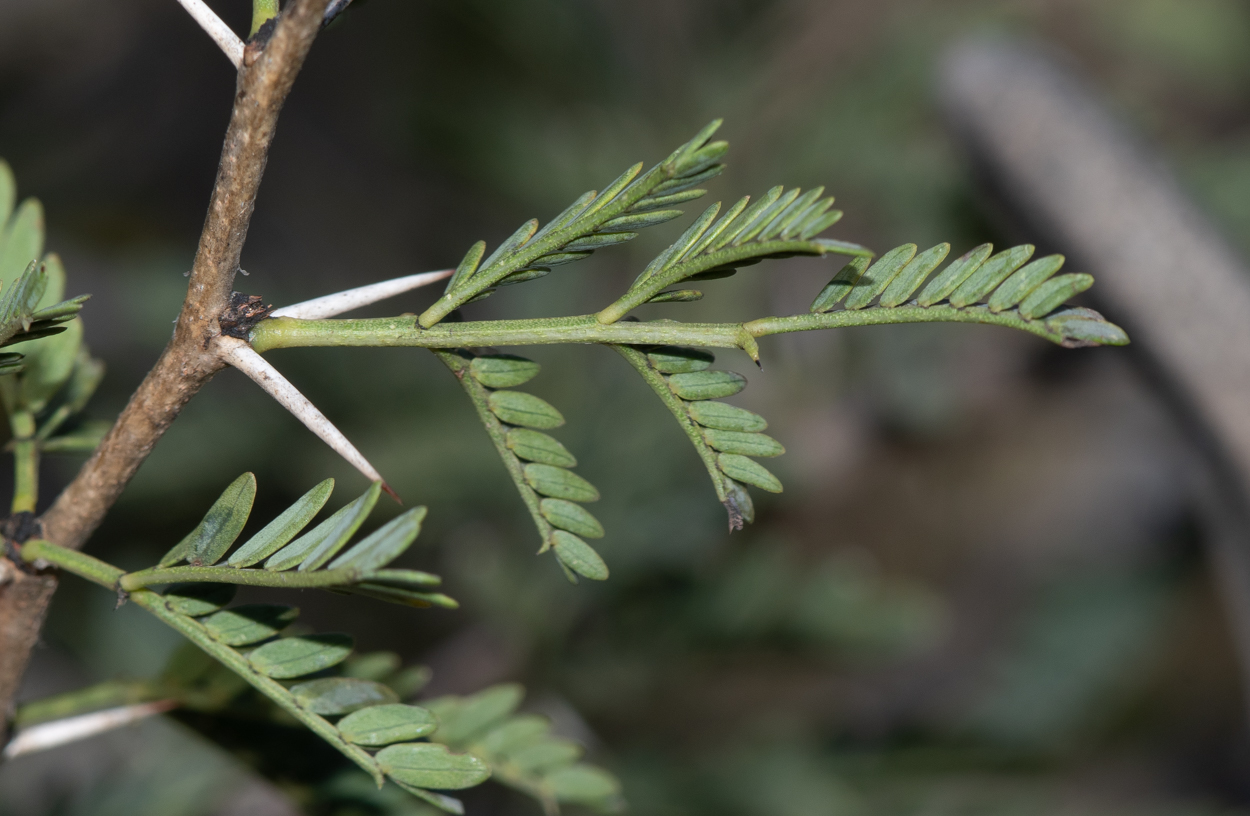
<box><xmin>173</xmin><ymin>0</ymin><xmax>244</xmax><ymax>69</ymax></box>
<box><xmin>271</xmin><ymin>269</ymin><xmax>454</xmax><ymax>320</ymax></box>
<box><xmin>3</xmin><ymin>700</ymin><xmax>178</xmax><ymax>759</ymax></box>
<box><xmin>216</xmin><ymin>336</ymin><xmax>389</xmax><ymax>489</ymax></box>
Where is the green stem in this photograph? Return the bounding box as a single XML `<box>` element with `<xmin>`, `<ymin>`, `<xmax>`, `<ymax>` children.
<box><xmin>248</xmin><ymin>304</ymin><xmax>1076</xmax><ymax>358</ymax></box>
<box><xmin>21</xmin><ymin>539</ymin><xmax>124</xmax><ymax>588</ymax></box>
<box><xmin>127</xmin><ymin>588</ymin><xmax>385</xmax><ymax>786</ymax></box>
<box><xmin>118</xmin><ymin>564</ymin><xmax>365</xmax><ymax>592</ymax></box>
<box><xmin>612</xmin><ymin>345</ymin><xmax>730</xmax><ymax>505</ymax></box>
<box><xmin>251</xmin><ymin>0</ymin><xmax>280</xmax><ymax>35</ymax></box>
<box><xmin>11</xmin><ymin>410</ymin><xmax>38</xmax><ymax>513</ymax></box>
<box><xmin>434</xmin><ymin>351</ymin><xmax>555</xmax><ymax>552</ymax></box>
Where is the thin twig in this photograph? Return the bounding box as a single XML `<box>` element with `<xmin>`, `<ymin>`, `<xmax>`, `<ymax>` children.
<box><xmin>215</xmin><ymin>336</ymin><xmax>394</xmax><ymax>498</ymax></box>
<box><xmin>271</xmin><ymin>269</ymin><xmax>453</xmax><ymax>320</ymax></box>
<box><xmin>3</xmin><ymin>700</ymin><xmax>178</xmax><ymax>759</ymax></box>
<box><xmin>173</xmin><ymin>0</ymin><xmax>244</xmax><ymax>69</ymax></box>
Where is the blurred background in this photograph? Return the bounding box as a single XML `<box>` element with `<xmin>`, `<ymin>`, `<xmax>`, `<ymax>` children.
<box><xmin>2</xmin><ymin>0</ymin><xmax>1250</xmax><ymax>814</ymax></box>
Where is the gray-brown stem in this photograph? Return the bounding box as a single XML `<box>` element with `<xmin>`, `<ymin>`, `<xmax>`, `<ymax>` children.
<box><xmin>0</xmin><ymin>0</ymin><xmax>330</xmax><ymax>725</ymax></box>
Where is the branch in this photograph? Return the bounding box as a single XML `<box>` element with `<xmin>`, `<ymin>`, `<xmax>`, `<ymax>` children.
<box><xmin>174</xmin><ymin>0</ymin><xmax>245</xmax><ymax>69</ymax></box>
<box><xmin>0</xmin><ymin>0</ymin><xmax>331</xmax><ymax>723</ymax></box>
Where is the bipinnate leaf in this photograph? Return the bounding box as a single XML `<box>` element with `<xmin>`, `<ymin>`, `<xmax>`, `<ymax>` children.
<box><xmin>162</xmin><ymin>582</ymin><xmax>237</xmax><ymax>616</ymax></box>
<box><xmin>248</xmin><ymin>633</ymin><xmax>354</xmax><ymax>678</ymax></box>
<box><xmin>551</xmin><ymin>531</ymin><xmax>609</xmax><ymax>581</ymax></box>
<box><xmin>290</xmin><ymin>677</ymin><xmax>398</xmax><ymax>715</ymax></box>
<box><xmin>228</xmin><ymin>478</ymin><xmax>334</xmax><ymax>567</ymax></box>
<box><xmin>201</xmin><ymin>604</ymin><xmax>298</xmax><ymax>646</ymax></box>
<box><xmin>338</xmin><ymin>703</ymin><xmax>438</xmax><ymax>746</ymax></box>
<box><xmin>488</xmin><ymin>391</ymin><xmax>565</xmax><ymax>429</ymax></box>
<box><xmin>329</xmin><ymin>506</ymin><xmax>428</xmax><ymax>571</ymax></box>
<box><xmin>469</xmin><ymin>355</ymin><xmax>540</xmax><ymax>388</ymax></box>
<box><xmin>376</xmin><ymin>743</ymin><xmax>491</xmax><ymax>790</ymax></box>
<box><xmin>540</xmin><ymin>498</ymin><xmax>605</xmax><ymax>539</ymax></box>
<box><xmin>158</xmin><ymin>473</ymin><xmax>256</xmax><ymax>567</ymax></box>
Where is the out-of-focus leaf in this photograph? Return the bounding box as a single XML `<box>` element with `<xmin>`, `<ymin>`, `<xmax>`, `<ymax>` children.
<box><xmin>290</xmin><ymin>677</ymin><xmax>398</xmax><ymax>715</ymax></box>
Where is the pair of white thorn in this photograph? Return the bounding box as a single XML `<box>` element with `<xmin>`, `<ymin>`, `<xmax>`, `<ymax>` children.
<box><xmin>219</xmin><ymin>269</ymin><xmax>452</xmax><ymax>501</ymax></box>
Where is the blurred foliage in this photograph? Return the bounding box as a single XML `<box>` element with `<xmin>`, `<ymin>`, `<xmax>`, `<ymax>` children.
<box><xmin>2</xmin><ymin>0</ymin><xmax>1250</xmax><ymax>814</ymax></box>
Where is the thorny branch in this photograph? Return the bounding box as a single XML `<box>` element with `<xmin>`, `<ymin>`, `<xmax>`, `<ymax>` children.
<box><xmin>0</xmin><ymin>0</ymin><xmax>332</xmax><ymax>725</ymax></box>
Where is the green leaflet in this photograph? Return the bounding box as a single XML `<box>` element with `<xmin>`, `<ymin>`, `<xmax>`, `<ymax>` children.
<box><xmin>429</xmin><ymin>684</ymin><xmax>525</xmax><ymax>746</ymax></box>
<box><xmin>540</xmin><ymin>498</ymin><xmax>604</xmax><ymax>539</ymax></box>
<box><xmin>988</xmin><ymin>254</ymin><xmax>1065</xmax><ymax>312</ymax></box>
<box><xmin>159</xmin><ymin>473</ymin><xmax>256</xmax><ymax>567</ymax></box>
<box><xmin>328</xmin><ymin>506</ymin><xmax>427</xmax><ymax>571</ymax></box>
<box><xmin>717</xmin><ymin>453</ymin><xmax>783</xmax><ymax>493</ymax></box>
<box><xmin>524</xmin><ymin>464</ymin><xmax>600</xmax><ymax>502</ymax></box>
<box><xmin>248</xmin><ymin>633</ymin><xmax>355</xmax><ymax>678</ymax></box>
<box><xmin>686</xmin><ymin>400</ymin><xmax>768</xmax><ymax>432</ymax></box>
<box><xmin>162</xmin><ymin>582</ymin><xmax>237</xmax><ymax>617</ymax></box>
<box><xmin>949</xmin><ymin>244</ymin><xmax>1035</xmax><ymax>307</ymax></box>
<box><xmin>647</xmin><ymin>289</ymin><xmax>703</xmax><ymax>303</ymax></box>
<box><xmin>17</xmin><ymin>316</ymin><xmax>82</xmax><ymax>413</ymax></box>
<box><xmin>261</xmin><ymin>482</ymin><xmax>379</xmax><ymax>571</ymax></box>
<box><xmin>376</xmin><ymin>743</ymin><xmax>491</xmax><ymax>791</ymax></box>
<box><xmin>917</xmin><ymin>242</ymin><xmax>993</xmax><ymax>306</ymax></box>
<box><xmin>445</xmin><ymin>240</ymin><xmax>486</xmax><ymax>293</ymax></box>
<box><xmin>297</xmin><ymin>481</ymin><xmax>383</xmax><ymax>571</ymax></box>
<box><xmin>201</xmin><ymin>604</ymin><xmax>298</xmax><ymax>646</ymax></box>
<box><xmin>506</xmin><ymin>428</ymin><xmax>577</xmax><ymax>467</ymax></box>
<box><xmin>667</xmin><ymin>370</ymin><xmax>746</xmax><ymax>401</ymax></box>
<box><xmin>469</xmin><ymin>355</ymin><xmax>540</xmax><ymax>388</ymax></box>
<box><xmin>1020</xmin><ymin>273</ymin><xmax>1094</xmax><ymax>319</ymax></box>
<box><xmin>488</xmin><ymin>390</ymin><xmax>565</xmax><ymax>429</ymax></box>
<box><xmin>0</xmin><ymin>198</ymin><xmax>43</xmax><ymax>288</ymax></box>
<box><xmin>598</xmin><ymin>209</ymin><xmax>683</xmax><ymax>231</ymax></box>
<box><xmin>472</xmin><ymin>714</ymin><xmax>550</xmax><ymax>756</ymax></box>
<box><xmin>543</xmin><ymin>765</ymin><xmax>621</xmax><ymax>805</ymax></box>
<box><xmin>1047</xmin><ymin>308</ymin><xmax>1128</xmax><ymax>346</ymax></box>
<box><xmin>844</xmin><ymin>244</ymin><xmax>917</xmax><ymax>310</ymax></box>
<box><xmin>338</xmin><ymin>703</ymin><xmax>438</xmax><ymax>746</ymax></box>
<box><xmin>702</xmin><ymin>428</ymin><xmax>785</xmax><ymax>457</ymax></box>
<box><xmin>290</xmin><ymin>677</ymin><xmax>398</xmax><ymax>715</ymax></box>
<box><xmin>342</xmin><ymin>651</ymin><xmax>402</xmax><ymax>680</ymax></box>
<box><xmin>811</xmin><ymin>256</ymin><xmax>871</xmax><ymax>313</ymax></box>
<box><xmin>0</xmin><ymin>161</ymin><xmax>13</xmax><ymax>228</ymax></box>
<box><xmin>509</xmin><ymin>738</ymin><xmax>583</xmax><ymax>774</ymax></box>
<box><xmin>551</xmin><ymin>531</ymin><xmax>609</xmax><ymax>581</ymax></box>
<box><xmin>878</xmin><ymin>243</ymin><xmax>951</xmax><ymax>308</ymax></box>
<box><xmin>647</xmin><ymin>346</ymin><xmax>714</xmax><ymax>373</ymax></box>
<box><xmin>227</xmin><ymin>478</ymin><xmax>335</xmax><ymax>567</ymax></box>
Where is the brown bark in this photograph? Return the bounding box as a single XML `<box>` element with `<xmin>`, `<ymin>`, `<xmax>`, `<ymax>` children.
<box><xmin>0</xmin><ymin>0</ymin><xmax>330</xmax><ymax>723</ymax></box>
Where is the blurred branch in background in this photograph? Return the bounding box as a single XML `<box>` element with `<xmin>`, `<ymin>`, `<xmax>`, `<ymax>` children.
<box><xmin>941</xmin><ymin>39</ymin><xmax>1250</xmax><ymax>714</ymax></box>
